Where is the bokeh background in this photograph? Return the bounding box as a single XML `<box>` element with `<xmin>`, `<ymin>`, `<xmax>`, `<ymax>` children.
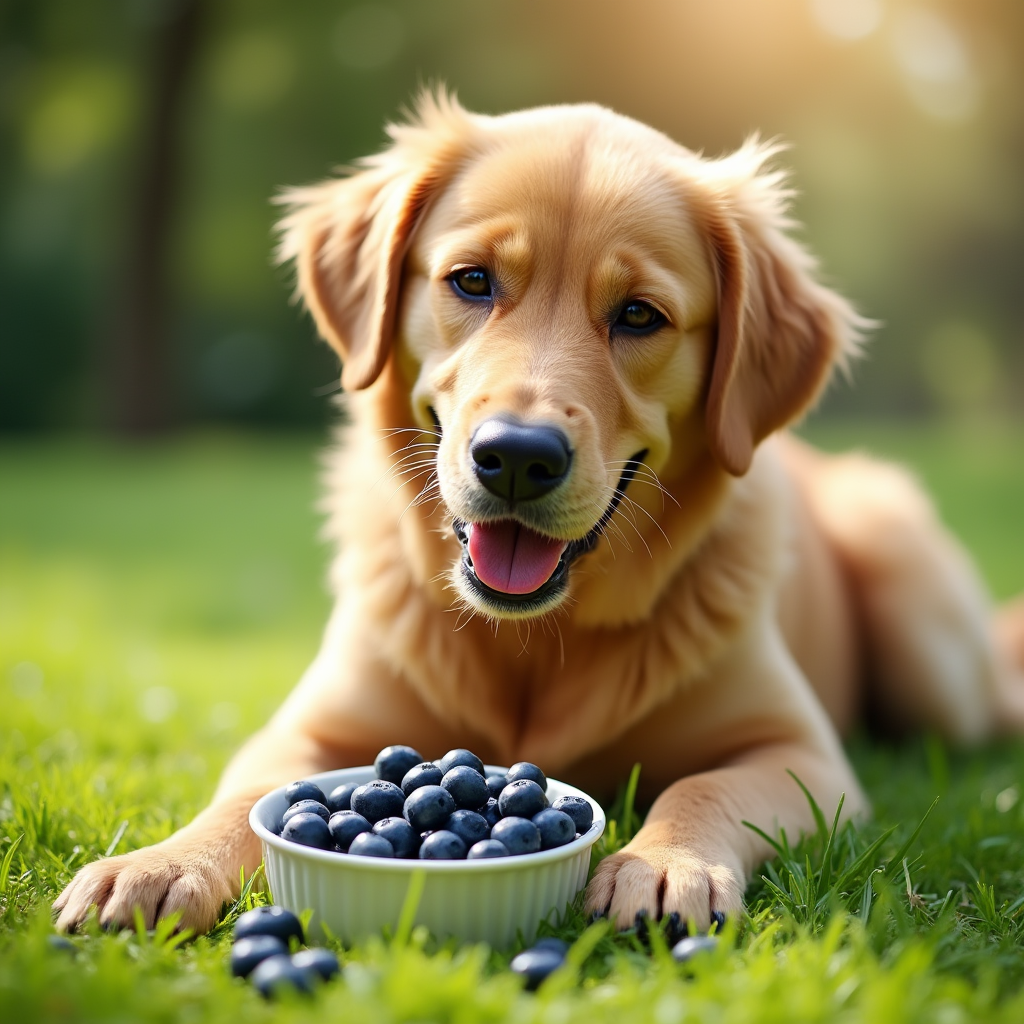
<box><xmin>2</xmin><ymin>0</ymin><xmax>1022</xmax><ymax>434</ymax></box>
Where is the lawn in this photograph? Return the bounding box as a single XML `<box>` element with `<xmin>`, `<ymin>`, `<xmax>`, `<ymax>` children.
<box><xmin>2</xmin><ymin>422</ymin><xmax>1024</xmax><ymax>1023</ymax></box>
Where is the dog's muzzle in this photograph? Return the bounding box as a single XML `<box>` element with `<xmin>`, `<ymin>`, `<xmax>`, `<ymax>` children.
<box><xmin>452</xmin><ymin>450</ymin><xmax>648</xmax><ymax>614</ymax></box>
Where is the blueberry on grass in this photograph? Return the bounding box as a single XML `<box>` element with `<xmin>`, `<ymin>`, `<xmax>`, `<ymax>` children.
<box><xmin>348</xmin><ymin>832</ymin><xmax>395</xmax><ymax>858</ymax></box>
<box><xmin>510</xmin><ymin>948</ymin><xmax>565</xmax><ymax>990</ymax></box>
<box><xmin>231</xmin><ymin>935</ymin><xmax>288</xmax><ymax>978</ymax></box>
<box><xmin>351</xmin><ymin>780</ymin><xmax>406</xmax><ymax>824</ymax></box>
<box><xmin>445</xmin><ymin>809</ymin><xmax>490</xmax><ymax>848</ymax></box>
<box><xmin>404</xmin><ymin>785</ymin><xmax>456</xmax><ymax>832</ymax></box>
<box><xmin>467</xmin><ymin>839</ymin><xmax>509</xmax><ymax>859</ymax></box>
<box><xmin>250</xmin><ymin>954</ymin><xmax>314</xmax><ymax>997</ymax></box>
<box><xmin>498</xmin><ymin>779</ymin><xmax>547</xmax><ymax>819</ymax></box>
<box><xmin>326</xmin><ymin>782</ymin><xmax>359</xmax><ymax>814</ymax></box>
<box><xmin>505</xmin><ymin>762</ymin><xmax>547</xmax><ymax>791</ymax></box>
<box><xmin>441</xmin><ymin>766</ymin><xmax>489</xmax><ymax>811</ymax></box>
<box><xmin>419</xmin><ymin>830</ymin><xmax>468</xmax><ymax>859</ymax></box>
<box><xmin>551</xmin><ymin>794</ymin><xmax>593</xmax><ymax>835</ymax></box>
<box><xmin>439</xmin><ymin>748</ymin><xmax>485</xmax><ymax>776</ymax></box>
<box><xmin>281</xmin><ymin>812</ymin><xmax>334</xmax><ymax>850</ymax></box>
<box><xmin>374</xmin><ymin>745</ymin><xmax>423</xmax><ymax>786</ymax></box>
<box><xmin>480</xmin><ymin>798</ymin><xmax>501</xmax><ymax>828</ymax></box>
<box><xmin>284</xmin><ymin>780</ymin><xmax>327</xmax><ymax>806</ymax></box>
<box><xmin>531</xmin><ymin>808</ymin><xmax>576</xmax><ymax>850</ymax></box>
<box><xmin>373</xmin><ymin>817</ymin><xmax>420</xmax><ymax>858</ymax></box>
<box><xmin>291</xmin><ymin>947</ymin><xmax>340</xmax><ymax>981</ymax></box>
<box><xmin>671</xmin><ymin>934</ymin><xmax>719</xmax><ymax>963</ymax></box>
<box><xmin>234</xmin><ymin>906</ymin><xmax>304</xmax><ymax>944</ymax></box>
<box><xmin>485</xmin><ymin>774</ymin><xmax>507</xmax><ymax>799</ymax></box>
<box><xmin>490</xmin><ymin>816</ymin><xmax>541</xmax><ymax>855</ymax></box>
<box><xmin>328</xmin><ymin>810</ymin><xmax>372</xmax><ymax>851</ymax></box>
<box><xmin>402</xmin><ymin>761</ymin><xmax>444</xmax><ymax>795</ymax></box>
<box><xmin>282</xmin><ymin>799</ymin><xmax>330</xmax><ymax>825</ymax></box>
<box><xmin>533</xmin><ymin>937</ymin><xmax>570</xmax><ymax>956</ymax></box>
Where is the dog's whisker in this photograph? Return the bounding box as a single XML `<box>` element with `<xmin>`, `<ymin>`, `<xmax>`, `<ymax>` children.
<box><xmin>614</xmin><ymin>489</ymin><xmax>671</xmax><ymax>552</ymax></box>
<box><xmin>604</xmin><ymin>460</ymin><xmax>679</xmax><ymax>509</ymax></box>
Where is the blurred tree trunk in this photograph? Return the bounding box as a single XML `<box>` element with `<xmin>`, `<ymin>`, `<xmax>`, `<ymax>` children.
<box><xmin>109</xmin><ymin>0</ymin><xmax>207</xmax><ymax>436</ymax></box>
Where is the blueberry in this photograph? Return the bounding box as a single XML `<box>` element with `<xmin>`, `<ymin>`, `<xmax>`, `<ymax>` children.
<box><xmin>348</xmin><ymin>832</ymin><xmax>395</xmax><ymax>858</ymax></box>
<box><xmin>480</xmin><ymin>797</ymin><xmax>501</xmax><ymax>828</ymax></box>
<box><xmin>441</xmin><ymin>766</ymin><xmax>489</xmax><ymax>811</ymax></box>
<box><xmin>373</xmin><ymin>817</ymin><xmax>421</xmax><ymax>858</ymax></box>
<box><xmin>401</xmin><ymin>762</ymin><xmax>444</xmax><ymax>796</ymax></box>
<box><xmin>291</xmin><ymin>947</ymin><xmax>340</xmax><ymax>981</ymax></box>
<box><xmin>250</xmin><ymin>954</ymin><xmax>314</xmax><ymax>997</ymax></box>
<box><xmin>510</xmin><ymin>948</ymin><xmax>564</xmax><ymax>990</ymax></box>
<box><xmin>351</xmin><ymin>780</ymin><xmax>406</xmax><ymax>824</ymax></box>
<box><xmin>670</xmin><ymin>934</ymin><xmax>719</xmax><ymax>963</ymax></box>
<box><xmin>490</xmin><ymin>816</ymin><xmax>541</xmax><ymax>855</ymax></box>
<box><xmin>325</xmin><ymin>782</ymin><xmax>359</xmax><ymax>814</ymax></box>
<box><xmin>485</xmin><ymin>774</ymin><xmax>507</xmax><ymax>799</ymax></box>
<box><xmin>374</xmin><ymin>745</ymin><xmax>424</xmax><ymax>786</ymax></box>
<box><xmin>284</xmin><ymin>780</ymin><xmax>327</xmax><ymax>806</ymax></box>
<box><xmin>467</xmin><ymin>839</ymin><xmax>509</xmax><ymax>859</ymax></box>
<box><xmin>533</xmin><ymin>937</ymin><xmax>570</xmax><ymax>956</ymax></box>
<box><xmin>234</xmin><ymin>906</ymin><xmax>304</xmax><ymax>945</ymax></box>
<box><xmin>531</xmin><ymin>808</ymin><xmax>576</xmax><ymax>849</ymax></box>
<box><xmin>281</xmin><ymin>812</ymin><xmax>334</xmax><ymax>850</ymax></box>
<box><xmin>282</xmin><ymin>799</ymin><xmax>330</xmax><ymax>825</ymax></box>
<box><xmin>506</xmin><ymin>762</ymin><xmax>547</xmax><ymax>791</ymax></box>
<box><xmin>328</xmin><ymin>810</ymin><xmax>372</xmax><ymax>851</ymax></box>
<box><xmin>445</xmin><ymin>809</ymin><xmax>490</xmax><ymax>848</ymax></box>
<box><xmin>230</xmin><ymin>935</ymin><xmax>287</xmax><ymax>978</ymax></box>
<box><xmin>498</xmin><ymin>779</ymin><xmax>547</xmax><ymax>819</ymax></box>
<box><xmin>419</xmin><ymin>830</ymin><xmax>468</xmax><ymax>859</ymax></box>
<box><xmin>47</xmin><ymin>935</ymin><xmax>76</xmax><ymax>954</ymax></box>
<box><xmin>438</xmin><ymin>748</ymin><xmax>485</xmax><ymax>776</ymax></box>
<box><xmin>404</xmin><ymin>785</ymin><xmax>456</xmax><ymax>832</ymax></box>
<box><xmin>551</xmin><ymin>794</ymin><xmax>593</xmax><ymax>835</ymax></box>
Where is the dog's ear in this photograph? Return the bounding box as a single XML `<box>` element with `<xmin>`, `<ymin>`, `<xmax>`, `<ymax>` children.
<box><xmin>694</xmin><ymin>142</ymin><xmax>867</xmax><ymax>476</ymax></box>
<box><xmin>276</xmin><ymin>91</ymin><xmax>471</xmax><ymax>391</ymax></box>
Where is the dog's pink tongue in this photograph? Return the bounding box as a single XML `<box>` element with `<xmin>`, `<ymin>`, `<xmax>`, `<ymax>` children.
<box><xmin>468</xmin><ymin>521</ymin><xmax>567</xmax><ymax>595</ymax></box>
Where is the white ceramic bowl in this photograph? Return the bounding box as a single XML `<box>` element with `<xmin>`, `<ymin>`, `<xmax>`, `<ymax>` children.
<box><xmin>249</xmin><ymin>766</ymin><xmax>605</xmax><ymax>948</ymax></box>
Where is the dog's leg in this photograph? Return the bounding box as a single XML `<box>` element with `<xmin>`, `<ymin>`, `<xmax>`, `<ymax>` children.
<box><xmin>585</xmin><ymin>618</ymin><xmax>868</xmax><ymax>929</ymax></box>
<box><xmin>52</xmin><ymin>727</ymin><xmax>347</xmax><ymax>934</ymax></box>
<box><xmin>801</xmin><ymin>452</ymin><xmax>1024</xmax><ymax>740</ymax></box>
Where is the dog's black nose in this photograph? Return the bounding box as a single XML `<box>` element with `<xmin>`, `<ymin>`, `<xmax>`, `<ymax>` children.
<box><xmin>470</xmin><ymin>418</ymin><xmax>572</xmax><ymax>502</ymax></box>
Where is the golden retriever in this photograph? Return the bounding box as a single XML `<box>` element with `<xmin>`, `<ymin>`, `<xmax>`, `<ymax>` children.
<box><xmin>55</xmin><ymin>92</ymin><xmax>1024</xmax><ymax>935</ymax></box>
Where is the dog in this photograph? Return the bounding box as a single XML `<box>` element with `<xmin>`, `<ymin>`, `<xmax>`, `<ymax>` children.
<box><xmin>55</xmin><ymin>92</ymin><xmax>1024</xmax><ymax>935</ymax></box>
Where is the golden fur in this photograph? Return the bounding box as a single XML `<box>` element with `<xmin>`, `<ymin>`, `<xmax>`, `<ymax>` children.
<box><xmin>55</xmin><ymin>93</ymin><xmax>1024</xmax><ymax>935</ymax></box>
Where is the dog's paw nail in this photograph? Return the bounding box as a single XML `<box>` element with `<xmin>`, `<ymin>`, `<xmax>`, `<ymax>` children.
<box><xmin>588</xmin><ymin>909</ymin><xmax>606</xmax><ymax>925</ymax></box>
<box><xmin>664</xmin><ymin>911</ymin><xmax>687</xmax><ymax>945</ymax></box>
<box><xmin>709</xmin><ymin>910</ymin><xmax>726</xmax><ymax>932</ymax></box>
<box><xmin>633</xmin><ymin>910</ymin><xmax>651</xmax><ymax>942</ymax></box>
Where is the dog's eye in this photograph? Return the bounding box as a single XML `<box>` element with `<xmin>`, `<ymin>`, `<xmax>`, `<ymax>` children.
<box><xmin>614</xmin><ymin>301</ymin><xmax>663</xmax><ymax>334</ymax></box>
<box><xmin>449</xmin><ymin>268</ymin><xmax>492</xmax><ymax>300</ymax></box>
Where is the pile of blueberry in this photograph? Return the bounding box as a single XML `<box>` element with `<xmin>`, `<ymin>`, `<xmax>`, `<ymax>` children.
<box><xmin>276</xmin><ymin>746</ymin><xmax>594</xmax><ymax>860</ymax></box>
<box><xmin>229</xmin><ymin>906</ymin><xmax>339</xmax><ymax>997</ymax></box>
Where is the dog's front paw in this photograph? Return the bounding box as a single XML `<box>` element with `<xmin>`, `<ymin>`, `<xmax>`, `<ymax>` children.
<box><xmin>53</xmin><ymin>843</ymin><xmax>234</xmax><ymax>935</ymax></box>
<box><xmin>585</xmin><ymin>829</ymin><xmax>744</xmax><ymax>931</ymax></box>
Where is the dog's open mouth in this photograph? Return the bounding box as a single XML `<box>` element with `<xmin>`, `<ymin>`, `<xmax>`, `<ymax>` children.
<box><xmin>452</xmin><ymin>450</ymin><xmax>647</xmax><ymax>612</ymax></box>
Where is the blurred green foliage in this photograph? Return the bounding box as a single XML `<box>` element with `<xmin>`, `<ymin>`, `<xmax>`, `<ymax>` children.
<box><xmin>1</xmin><ymin>0</ymin><xmax>1022</xmax><ymax>431</ymax></box>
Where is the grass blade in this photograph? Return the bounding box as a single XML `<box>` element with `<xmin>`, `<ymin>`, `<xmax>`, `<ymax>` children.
<box><xmin>0</xmin><ymin>834</ymin><xmax>25</xmax><ymax>895</ymax></box>
<box><xmin>393</xmin><ymin>868</ymin><xmax>426</xmax><ymax>946</ymax></box>
<box><xmin>622</xmin><ymin>763</ymin><xmax>641</xmax><ymax>842</ymax></box>
<box><xmin>881</xmin><ymin>797</ymin><xmax>939</xmax><ymax>875</ymax></box>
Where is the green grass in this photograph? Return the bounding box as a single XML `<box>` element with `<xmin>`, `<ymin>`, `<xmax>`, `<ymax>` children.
<box><xmin>2</xmin><ymin>423</ymin><xmax>1024</xmax><ymax>1022</ymax></box>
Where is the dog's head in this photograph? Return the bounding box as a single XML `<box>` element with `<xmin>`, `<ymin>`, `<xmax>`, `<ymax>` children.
<box><xmin>279</xmin><ymin>92</ymin><xmax>863</xmax><ymax>620</ymax></box>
